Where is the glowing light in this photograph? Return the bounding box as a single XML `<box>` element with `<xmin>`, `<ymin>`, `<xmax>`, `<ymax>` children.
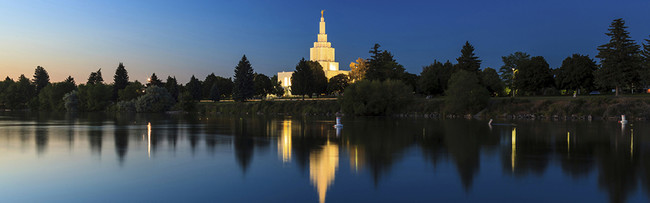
<box><xmin>567</xmin><ymin>132</ymin><xmax>570</xmax><ymax>154</ymax></box>
<box><xmin>147</xmin><ymin>122</ymin><xmax>151</xmax><ymax>158</ymax></box>
<box><xmin>511</xmin><ymin>128</ymin><xmax>516</xmax><ymax>172</ymax></box>
<box><xmin>310</xmin><ymin>141</ymin><xmax>339</xmax><ymax>203</ymax></box>
<box><xmin>349</xmin><ymin>146</ymin><xmax>364</xmax><ymax>173</ymax></box>
<box><xmin>278</xmin><ymin>120</ymin><xmax>292</xmax><ymax>163</ymax></box>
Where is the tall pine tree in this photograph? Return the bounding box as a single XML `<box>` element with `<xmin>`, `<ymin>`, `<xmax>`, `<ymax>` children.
<box><xmin>33</xmin><ymin>66</ymin><xmax>50</xmax><ymax>93</ymax></box>
<box><xmin>455</xmin><ymin>41</ymin><xmax>481</xmax><ymax>73</ymax></box>
<box><xmin>186</xmin><ymin>75</ymin><xmax>202</xmax><ymax>101</ymax></box>
<box><xmin>595</xmin><ymin>18</ymin><xmax>642</xmax><ymax>96</ymax></box>
<box><xmin>113</xmin><ymin>63</ymin><xmax>129</xmax><ymax>101</ymax></box>
<box><xmin>365</xmin><ymin>44</ymin><xmax>405</xmax><ymax>81</ymax></box>
<box><xmin>232</xmin><ymin>55</ymin><xmax>255</xmax><ymax>102</ymax></box>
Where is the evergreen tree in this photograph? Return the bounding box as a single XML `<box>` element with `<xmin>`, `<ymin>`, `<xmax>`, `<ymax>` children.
<box><xmin>499</xmin><ymin>52</ymin><xmax>530</xmax><ymax>96</ymax></box>
<box><xmin>555</xmin><ymin>54</ymin><xmax>597</xmax><ymax>93</ymax></box>
<box><xmin>308</xmin><ymin>61</ymin><xmax>328</xmax><ymax>96</ymax></box>
<box><xmin>455</xmin><ymin>41</ymin><xmax>481</xmax><ymax>73</ymax></box>
<box><xmin>165</xmin><ymin>76</ymin><xmax>180</xmax><ymax>101</ymax></box>
<box><xmin>147</xmin><ymin>73</ymin><xmax>163</xmax><ymax>87</ymax></box>
<box><xmin>33</xmin><ymin>66</ymin><xmax>50</xmax><ymax>93</ymax></box>
<box><xmin>365</xmin><ymin>44</ymin><xmax>406</xmax><ymax>81</ymax></box>
<box><xmin>64</xmin><ymin>76</ymin><xmax>75</xmax><ymax>85</ymax></box>
<box><xmin>113</xmin><ymin>63</ymin><xmax>129</xmax><ymax>100</ymax></box>
<box><xmin>232</xmin><ymin>55</ymin><xmax>255</xmax><ymax>102</ymax></box>
<box><xmin>291</xmin><ymin>58</ymin><xmax>313</xmax><ymax>99</ymax></box>
<box><xmin>595</xmin><ymin>18</ymin><xmax>642</xmax><ymax>96</ymax></box>
<box><xmin>118</xmin><ymin>81</ymin><xmax>145</xmax><ymax>101</ymax></box>
<box><xmin>419</xmin><ymin>60</ymin><xmax>454</xmax><ymax>96</ymax></box>
<box><xmin>87</xmin><ymin>69</ymin><xmax>104</xmax><ymax>85</ymax></box>
<box><xmin>640</xmin><ymin>36</ymin><xmax>650</xmax><ymax>86</ymax></box>
<box><xmin>186</xmin><ymin>75</ymin><xmax>202</xmax><ymax>101</ymax></box>
<box><xmin>515</xmin><ymin>56</ymin><xmax>555</xmax><ymax>95</ymax></box>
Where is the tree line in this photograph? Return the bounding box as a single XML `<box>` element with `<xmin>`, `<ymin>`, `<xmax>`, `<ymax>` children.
<box><xmin>1</xmin><ymin>18</ymin><xmax>648</xmax><ymax>114</ymax></box>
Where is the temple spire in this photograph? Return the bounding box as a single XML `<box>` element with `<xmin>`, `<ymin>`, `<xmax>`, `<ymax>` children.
<box><xmin>319</xmin><ymin>10</ymin><xmax>326</xmax><ymax>34</ymax></box>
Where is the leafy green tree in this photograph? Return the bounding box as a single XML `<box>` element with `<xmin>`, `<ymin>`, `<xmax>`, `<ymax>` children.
<box><xmin>135</xmin><ymin>86</ymin><xmax>175</xmax><ymax>113</ymax></box>
<box><xmin>270</xmin><ymin>75</ymin><xmax>285</xmax><ymax>97</ymax></box>
<box><xmin>147</xmin><ymin>73</ymin><xmax>163</xmax><ymax>87</ymax></box>
<box><xmin>308</xmin><ymin>61</ymin><xmax>328</xmax><ymax>96</ymax></box>
<box><xmin>499</xmin><ymin>52</ymin><xmax>530</xmax><ymax>96</ymax></box>
<box><xmin>365</xmin><ymin>44</ymin><xmax>406</xmax><ymax>81</ymax></box>
<box><xmin>339</xmin><ymin>80</ymin><xmax>413</xmax><ymax>116</ymax></box>
<box><xmin>5</xmin><ymin>75</ymin><xmax>36</xmax><ymax>110</ymax></box>
<box><xmin>595</xmin><ymin>18</ymin><xmax>642</xmax><ymax>96</ymax></box>
<box><xmin>33</xmin><ymin>66</ymin><xmax>50</xmax><ymax>93</ymax></box>
<box><xmin>113</xmin><ymin>63</ymin><xmax>129</xmax><ymax>101</ymax></box>
<box><xmin>209</xmin><ymin>84</ymin><xmax>220</xmax><ymax>102</ymax></box>
<box><xmin>215</xmin><ymin>76</ymin><xmax>233</xmax><ymax>99</ymax></box>
<box><xmin>419</xmin><ymin>60</ymin><xmax>454</xmax><ymax>96</ymax></box>
<box><xmin>186</xmin><ymin>75</ymin><xmax>202</xmax><ymax>101</ymax></box>
<box><xmin>165</xmin><ymin>76</ymin><xmax>179</xmax><ymax>101</ymax></box>
<box><xmin>555</xmin><ymin>54</ymin><xmax>597</xmax><ymax>94</ymax></box>
<box><xmin>37</xmin><ymin>78</ymin><xmax>76</xmax><ymax>111</ymax></box>
<box><xmin>455</xmin><ymin>41</ymin><xmax>481</xmax><ymax>73</ymax></box>
<box><xmin>327</xmin><ymin>74</ymin><xmax>349</xmax><ymax>94</ymax></box>
<box><xmin>202</xmin><ymin>73</ymin><xmax>218</xmax><ymax>99</ymax></box>
<box><xmin>253</xmin><ymin>73</ymin><xmax>272</xmax><ymax>98</ymax></box>
<box><xmin>445</xmin><ymin>70</ymin><xmax>490</xmax><ymax>114</ymax></box>
<box><xmin>515</xmin><ymin>56</ymin><xmax>555</xmax><ymax>95</ymax></box>
<box><xmin>232</xmin><ymin>55</ymin><xmax>255</xmax><ymax>102</ymax></box>
<box><xmin>480</xmin><ymin>67</ymin><xmax>504</xmax><ymax>96</ymax></box>
<box><xmin>118</xmin><ymin>81</ymin><xmax>145</xmax><ymax>101</ymax></box>
<box><xmin>87</xmin><ymin>69</ymin><xmax>104</xmax><ymax>85</ymax></box>
<box><xmin>291</xmin><ymin>58</ymin><xmax>313</xmax><ymax>99</ymax></box>
<box><xmin>77</xmin><ymin>83</ymin><xmax>112</xmax><ymax>111</ymax></box>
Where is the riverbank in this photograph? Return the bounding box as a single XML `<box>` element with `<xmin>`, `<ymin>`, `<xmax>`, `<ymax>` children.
<box><xmin>197</xmin><ymin>95</ymin><xmax>650</xmax><ymax>120</ymax></box>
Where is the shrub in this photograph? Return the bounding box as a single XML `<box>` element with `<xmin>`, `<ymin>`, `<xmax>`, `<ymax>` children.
<box><xmin>116</xmin><ymin>100</ymin><xmax>136</xmax><ymax>112</ymax></box>
<box><xmin>339</xmin><ymin>80</ymin><xmax>413</xmax><ymax>116</ymax></box>
<box><xmin>444</xmin><ymin>70</ymin><xmax>490</xmax><ymax>114</ymax></box>
<box><xmin>135</xmin><ymin>86</ymin><xmax>175</xmax><ymax>113</ymax></box>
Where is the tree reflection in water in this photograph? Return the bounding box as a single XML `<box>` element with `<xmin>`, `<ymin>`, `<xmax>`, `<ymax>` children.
<box><xmin>3</xmin><ymin>112</ymin><xmax>650</xmax><ymax>203</ymax></box>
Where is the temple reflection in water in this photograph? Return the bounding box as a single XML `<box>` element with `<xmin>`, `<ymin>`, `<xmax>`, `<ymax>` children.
<box><xmin>2</xmin><ymin>113</ymin><xmax>650</xmax><ymax>203</ymax></box>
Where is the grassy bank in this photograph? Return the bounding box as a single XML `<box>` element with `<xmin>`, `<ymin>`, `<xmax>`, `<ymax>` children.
<box><xmin>198</xmin><ymin>100</ymin><xmax>340</xmax><ymax>115</ymax></box>
<box><xmin>197</xmin><ymin>95</ymin><xmax>650</xmax><ymax>120</ymax></box>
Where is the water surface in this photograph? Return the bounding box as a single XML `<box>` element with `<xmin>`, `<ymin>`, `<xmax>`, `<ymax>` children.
<box><xmin>1</xmin><ymin>113</ymin><xmax>649</xmax><ymax>203</ymax></box>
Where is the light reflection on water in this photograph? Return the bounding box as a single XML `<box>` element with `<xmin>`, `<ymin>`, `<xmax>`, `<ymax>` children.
<box><xmin>0</xmin><ymin>112</ymin><xmax>649</xmax><ymax>203</ymax></box>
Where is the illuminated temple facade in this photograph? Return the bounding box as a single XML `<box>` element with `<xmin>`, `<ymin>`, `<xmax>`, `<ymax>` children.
<box><xmin>278</xmin><ymin>10</ymin><xmax>349</xmax><ymax>95</ymax></box>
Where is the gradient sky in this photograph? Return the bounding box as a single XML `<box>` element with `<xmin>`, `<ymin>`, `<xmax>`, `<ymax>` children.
<box><xmin>1</xmin><ymin>0</ymin><xmax>649</xmax><ymax>83</ymax></box>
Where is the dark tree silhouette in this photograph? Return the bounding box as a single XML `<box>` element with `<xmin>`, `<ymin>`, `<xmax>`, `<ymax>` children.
<box><xmin>419</xmin><ymin>60</ymin><xmax>454</xmax><ymax>96</ymax></box>
<box><xmin>365</xmin><ymin>44</ymin><xmax>405</xmax><ymax>81</ymax></box>
<box><xmin>232</xmin><ymin>55</ymin><xmax>255</xmax><ymax>102</ymax></box>
<box><xmin>555</xmin><ymin>54</ymin><xmax>597</xmax><ymax>94</ymax></box>
<box><xmin>113</xmin><ymin>63</ymin><xmax>129</xmax><ymax>100</ymax></box>
<box><xmin>87</xmin><ymin>69</ymin><xmax>104</xmax><ymax>85</ymax></box>
<box><xmin>186</xmin><ymin>75</ymin><xmax>202</xmax><ymax>101</ymax></box>
<box><xmin>291</xmin><ymin>58</ymin><xmax>313</xmax><ymax>99</ymax></box>
<box><xmin>455</xmin><ymin>41</ymin><xmax>481</xmax><ymax>73</ymax></box>
<box><xmin>33</xmin><ymin>66</ymin><xmax>50</xmax><ymax>93</ymax></box>
<box><xmin>147</xmin><ymin>73</ymin><xmax>163</xmax><ymax>87</ymax></box>
<box><xmin>595</xmin><ymin>18</ymin><xmax>642</xmax><ymax>96</ymax></box>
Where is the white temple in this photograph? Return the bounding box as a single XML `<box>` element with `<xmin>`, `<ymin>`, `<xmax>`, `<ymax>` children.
<box><xmin>278</xmin><ymin>10</ymin><xmax>349</xmax><ymax>95</ymax></box>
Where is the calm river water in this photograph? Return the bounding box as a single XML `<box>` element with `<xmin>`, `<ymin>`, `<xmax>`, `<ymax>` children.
<box><xmin>1</xmin><ymin>112</ymin><xmax>649</xmax><ymax>203</ymax></box>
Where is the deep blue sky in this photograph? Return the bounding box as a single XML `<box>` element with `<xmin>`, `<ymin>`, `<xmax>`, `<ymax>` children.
<box><xmin>1</xmin><ymin>0</ymin><xmax>649</xmax><ymax>82</ymax></box>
